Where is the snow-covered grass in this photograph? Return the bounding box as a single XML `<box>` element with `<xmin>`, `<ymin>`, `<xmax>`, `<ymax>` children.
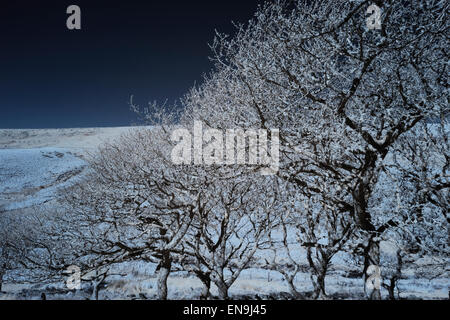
<box><xmin>0</xmin><ymin>148</ymin><xmax>86</xmax><ymax>212</ymax></box>
<box><xmin>1</xmin><ymin>262</ymin><xmax>447</xmax><ymax>300</ymax></box>
<box><xmin>0</xmin><ymin>127</ymin><xmax>139</xmax><ymax>150</ymax></box>
<box><xmin>0</xmin><ymin>127</ymin><xmax>146</xmax><ymax>212</ymax></box>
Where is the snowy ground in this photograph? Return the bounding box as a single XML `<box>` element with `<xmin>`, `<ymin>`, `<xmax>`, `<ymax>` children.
<box><xmin>1</xmin><ymin>259</ymin><xmax>447</xmax><ymax>300</ymax></box>
<box><xmin>0</xmin><ymin>127</ymin><xmax>140</xmax><ymax>212</ymax></box>
<box><xmin>0</xmin><ymin>148</ymin><xmax>86</xmax><ymax>212</ymax></box>
<box><xmin>0</xmin><ymin>127</ymin><xmax>448</xmax><ymax>300</ymax></box>
<box><xmin>0</xmin><ymin>127</ymin><xmax>135</xmax><ymax>150</ymax></box>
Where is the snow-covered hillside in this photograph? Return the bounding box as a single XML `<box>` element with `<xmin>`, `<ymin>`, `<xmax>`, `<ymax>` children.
<box><xmin>0</xmin><ymin>127</ymin><xmax>143</xmax><ymax>213</ymax></box>
<box><xmin>0</xmin><ymin>127</ymin><xmax>137</xmax><ymax>150</ymax></box>
<box><xmin>0</xmin><ymin>148</ymin><xmax>86</xmax><ymax>212</ymax></box>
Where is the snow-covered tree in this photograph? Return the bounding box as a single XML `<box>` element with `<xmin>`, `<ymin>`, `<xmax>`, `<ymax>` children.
<box><xmin>46</xmin><ymin>121</ymin><xmax>278</xmax><ymax>300</ymax></box>
<box><xmin>370</xmin><ymin>106</ymin><xmax>449</xmax><ymax>298</ymax></box>
<box><xmin>181</xmin><ymin>175</ymin><xmax>278</xmax><ymax>299</ymax></box>
<box><xmin>9</xmin><ymin>0</ymin><xmax>446</xmax><ymax>301</ymax></box>
<box><xmin>0</xmin><ymin>213</ymin><xmax>21</xmax><ymax>291</ymax></box>
<box><xmin>264</xmin><ymin>179</ymin><xmax>354</xmax><ymax>299</ymax></box>
<box><xmin>0</xmin><ymin>211</ymin><xmax>57</xmax><ymax>290</ymax></box>
<box><xmin>183</xmin><ymin>0</ymin><xmax>448</xmax><ymax>299</ymax></box>
<box><xmin>48</xmin><ymin>128</ymin><xmax>200</xmax><ymax>299</ymax></box>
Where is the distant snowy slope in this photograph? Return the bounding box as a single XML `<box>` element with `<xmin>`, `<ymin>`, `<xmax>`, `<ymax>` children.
<box><xmin>0</xmin><ymin>126</ymin><xmax>153</xmax><ymax>213</ymax></box>
<box><xmin>0</xmin><ymin>127</ymin><xmax>141</xmax><ymax>150</ymax></box>
<box><xmin>0</xmin><ymin>148</ymin><xmax>86</xmax><ymax>212</ymax></box>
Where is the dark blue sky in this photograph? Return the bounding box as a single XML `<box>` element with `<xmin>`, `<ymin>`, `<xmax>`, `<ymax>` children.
<box><xmin>0</xmin><ymin>1</ymin><xmax>263</xmax><ymax>128</ymax></box>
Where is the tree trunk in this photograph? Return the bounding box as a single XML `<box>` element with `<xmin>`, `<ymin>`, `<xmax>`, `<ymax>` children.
<box><xmin>285</xmin><ymin>275</ymin><xmax>303</xmax><ymax>299</ymax></box>
<box><xmin>195</xmin><ymin>271</ymin><xmax>211</xmax><ymax>300</ymax></box>
<box><xmin>90</xmin><ymin>272</ymin><xmax>107</xmax><ymax>300</ymax></box>
<box><xmin>386</xmin><ymin>277</ymin><xmax>396</xmax><ymax>300</ymax></box>
<box><xmin>352</xmin><ymin>155</ymin><xmax>381</xmax><ymax>300</ymax></box>
<box><xmin>386</xmin><ymin>249</ymin><xmax>402</xmax><ymax>300</ymax></box>
<box><xmin>200</xmin><ymin>279</ymin><xmax>211</xmax><ymax>300</ymax></box>
<box><xmin>157</xmin><ymin>251</ymin><xmax>172</xmax><ymax>300</ymax></box>
<box><xmin>91</xmin><ymin>282</ymin><xmax>100</xmax><ymax>300</ymax></box>
<box><xmin>307</xmin><ymin>248</ymin><xmax>329</xmax><ymax>300</ymax></box>
<box><xmin>214</xmin><ymin>279</ymin><xmax>229</xmax><ymax>300</ymax></box>
<box><xmin>311</xmin><ymin>273</ymin><xmax>327</xmax><ymax>300</ymax></box>
<box><xmin>0</xmin><ymin>270</ymin><xmax>3</xmax><ymax>292</ymax></box>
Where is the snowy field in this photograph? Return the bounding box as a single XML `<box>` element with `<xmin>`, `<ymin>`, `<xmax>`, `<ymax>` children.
<box><xmin>0</xmin><ymin>127</ymin><xmax>134</xmax><ymax>150</ymax></box>
<box><xmin>0</xmin><ymin>127</ymin><xmax>447</xmax><ymax>300</ymax></box>
<box><xmin>0</xmin><ymin>127</ymin><xmax>135</xmax><ymax>213</ymax></box>
<box><xmin>0</xmin><ymin>148</ymin><xmax>86</xmax><ymax>212</ymax></box>
<box><xmin>1</xmin><ymin>259</ymin><xmax>447</xmax><ymax>300</ymax></box>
